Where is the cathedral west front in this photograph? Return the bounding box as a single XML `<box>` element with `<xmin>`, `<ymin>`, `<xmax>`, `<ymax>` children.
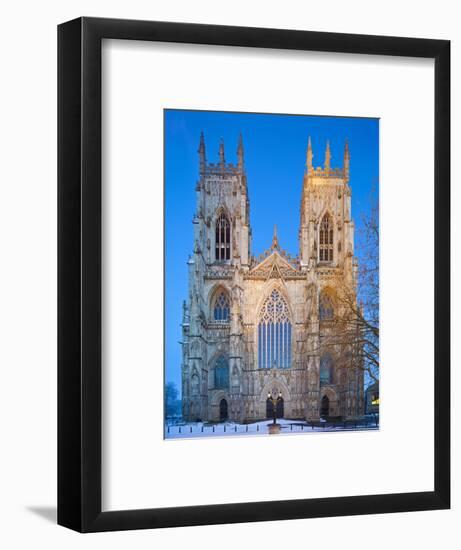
<box><xmin>181</xmin><ymin>133</ymin><xmax>364</xmax><ymax>423</ymax></box>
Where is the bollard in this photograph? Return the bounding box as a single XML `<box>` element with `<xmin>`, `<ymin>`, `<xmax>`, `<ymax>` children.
<box><xmin>224</xmin><ymin>425</ymin><xmax>226</xmax><ymax>433</ymax></box>
<box><xmin>235</xmin><ymin>426</ymin><xmax>237</xmax><ymax>432</ymax></box>
<box><xmin>179</xmin><ymin>427</ymin><xmax>181</xmax><ymax>434</ymax></box>
<box><xmin>246</xmin><ymin>425</ymin><xmax>248</xmax><ymax>432</ymax></box>
<box><xmin>257</xmin><ymin>425</ymin><xmax>259</xmax><ymax>432</ymax></box>
<box><xmin>301</xmin><ymin>425</ymin><xmax>303</xmax><ymax>431</ymax></box>
<box><xmin>290</xmin><ymin>424</ymin><xmax>292</xmax><ymax>431</ymax></box>
<box><xmin>213</xmin><ymin>426</ymin><xmax>215</xmax><ymax>432</ymax></box>
<box><xmin>201</xmin><ymin>426</ymin><xmax>204</xmax><ymax>432</ymax></box>
<box><xmin>167</xmin><ymin>426</ymin><xmax>170</xmax><ymax>433</ymax></box>
<box><xmin>190</xmin><ymin>426</ymin><xmax>192</xmax><ymax>433</ymax></box>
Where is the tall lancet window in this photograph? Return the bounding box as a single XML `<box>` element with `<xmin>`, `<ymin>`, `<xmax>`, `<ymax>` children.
<box><xmin>214</xmin><ymin>355</ymin><xmax>229</xmax><ymax>389</ymax></box>
<box><xmin>320</xmin><ymin>354</ymin><xmax>334</xmax><ymax>384</ymax></box>
<box><xmin>258</xmin><ymin>289</ymin><xmax>292</xmax><ymax>369</ymax></box>
<box><xmin>319</xmin><ymin>213</ymin><xmax>334</xmax><ymax>262</ymax></box>
<box><xmin>213</xmin><ymin>290</ymin><xmax>230</xmax><ymax>322</ymax></box>
<box><xmin>215</xmin><ymin>211</ymin><xmax>231</xmax><ymax>261</ymax></box>
<box><xmin>319</xmin><ymin>291</ymin><xmax>334</xmax><ymax>320</ymax></box>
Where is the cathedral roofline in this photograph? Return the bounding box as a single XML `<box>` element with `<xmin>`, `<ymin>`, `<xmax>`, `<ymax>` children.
<box><xmin>305</xmin><ymin>137</ymin><xmax>350</xmax><ymax>182</ymax></box>
<box><xmin>250</xmin><ymin>224</ymin><xmax>299</xmax><ymax>270</ymax></box>
<box><xmin>246</xmin><ymin>248</ymin><xmax>303</xmax><ymax>281</ymax></box>
<box><xmin>201</xmin><ymin>163</ymin><xmax>244</xmax><ymax>177</ymax></box>
<box><xmin>250</xmin><ymin>245</ymin><xmax>299</xmax><ymax>272</ymax></box>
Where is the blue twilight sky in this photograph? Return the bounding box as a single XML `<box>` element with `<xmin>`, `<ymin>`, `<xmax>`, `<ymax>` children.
<box><xmin>165</xmin><ymin>109</ymin><xmax>379</xmax><ymax>392</ymax></box>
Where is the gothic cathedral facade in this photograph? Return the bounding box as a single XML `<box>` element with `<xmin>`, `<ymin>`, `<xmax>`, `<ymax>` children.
<box><xmin>181</xmin><ymin>134</ymin><xmax>364</xmax><ymax>423</ymax></box>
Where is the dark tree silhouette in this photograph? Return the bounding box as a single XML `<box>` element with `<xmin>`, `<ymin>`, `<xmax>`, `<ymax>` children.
<box><xmin>319</xmin><ymin>187</ymin><xmax>379</xmax><ymax>383</ymax></box>
<box><xmin>165</xmin><ymin>381</ymin><xmax>181</xmax><ymax>419</ymax></box>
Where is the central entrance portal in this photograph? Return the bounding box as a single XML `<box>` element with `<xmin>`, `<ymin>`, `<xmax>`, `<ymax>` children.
<box><xmin>266</xmin><ymin>397</ymin><xmax>284</xmax><ymax>419</ymax></box>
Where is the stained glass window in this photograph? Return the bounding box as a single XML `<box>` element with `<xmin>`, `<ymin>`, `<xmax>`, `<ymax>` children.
<box><xmin>214</xmin><ymin>355</ymin><xmax>229</xmax><ymax>389</ymax></box>
<box><xmin>258</xmin><ymin>290</ymin><xmax>292</xmax><ymax>369</ymax></box>
<box><xmin>213</xmin><ymin>290</ymin><xmax>230</xmax><ymax>322</ymax></box>
<box><xmin>215</xmin><ymin>211</ymin><xmax>231</xmax><ymax>261</ymax></box>
<box><xmin>319</xmin><ymin>213</ymin><xmax>334</xmax><ymax>262</ymax></box>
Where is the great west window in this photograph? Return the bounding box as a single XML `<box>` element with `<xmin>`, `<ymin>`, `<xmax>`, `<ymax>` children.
<box><xmin>258</xmin><ymin>290</ymin><xmax>292</xmax><ymax>369</ymax></box>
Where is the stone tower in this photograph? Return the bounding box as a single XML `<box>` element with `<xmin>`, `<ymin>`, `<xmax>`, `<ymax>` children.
<box><xmin>297</xmin><ymin>138</ymin><xmax>362</xmax><ymax>420</ymax></box>
<box><xmin>299</xmin><ymin>138</ymin><xmax>355</xmax><ymax>280</ymax></box>
<box><xmin>181</xmin><ymin>134</ymin><xmax>364</xmax><ymax>424</ymax></box>
<box><xmin>181</xmin><ymin>134</ymin><xmax>251</xmax><ymax>421</ymax></box>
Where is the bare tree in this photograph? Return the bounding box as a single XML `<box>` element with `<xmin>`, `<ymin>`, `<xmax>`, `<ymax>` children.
<box><xmin>319</xmin><ymin>188</ymin><xmax>379</xmax><ymax>383</ymax></box>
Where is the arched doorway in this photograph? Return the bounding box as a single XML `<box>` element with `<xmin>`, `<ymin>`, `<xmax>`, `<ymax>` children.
<box><xmin>320</xmin><ymin>395</ymin><xmax>329</xmax><ymax>418</ymax></box>
<box><xmin>266</xmin><ymin>397</ymin><xmax>284</xmax><ymax>419</ymax></box>
<box><xmin>219</xmin><ymin>399</ymin><xmax>228</xmax><ymax>421</ymax></box>
<box><xmin>276</xmin><ymin>397</ymin><xmax>284</xmax><ymax>418</ymax></box>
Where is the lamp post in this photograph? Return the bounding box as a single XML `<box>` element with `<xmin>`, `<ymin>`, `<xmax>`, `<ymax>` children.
<box><xmin>371</xmin><ymin>395</ymin><xmax>380</xmax><ymax>427</ymax></box>
<box><xmin>267</xmin><ymin>391</ymin><xmax>282</xmax><ymax>425</ymax></box>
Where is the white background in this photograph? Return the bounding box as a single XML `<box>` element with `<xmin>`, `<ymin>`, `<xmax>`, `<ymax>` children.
<box><xmin>0</xmin><ymin>1</ymin><xmax>458</xmax><ymax>549</ymax></box>
<box><xmin>103</xmin><ymin>40</ymin><xmax>434</xmax><ymax>510</ymax></box>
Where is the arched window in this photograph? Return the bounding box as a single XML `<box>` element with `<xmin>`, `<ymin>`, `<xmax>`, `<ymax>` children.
<box><xmin>215</xmin><ymin>211</ymin><xmax>231</xmax><ymax>261</ymax></box>
<box><xmin>258</xmin><ymin>289</ymin><xmax>292</xmax><ymax>369</ymax></box>
<box><xmin>319</xmin><ymin>213</ymin><xmax>334</xmax><ymax>262</ymax></box>
<box><xmin>319</xmin><ymin>291</ymin><xmax>334</xmax><ymax>320</ymax></box>
<box><xmin>213</xmin><ymin>290</ymin><xmax>230</xmax><ymax>322</ymax></box>
<box><xmin>191</xmin><ymin>373</ymin><xmax>200</xmax><ymax>396</ymax></box>
<box><xmin>214</xmin><ymin>355</ymin><xmax>229</xmax><ymax>389</ymax></box>
<box><xmin>320</xmin><ymin>354</ymin><xmax>334</xmax><ymax>385</ymax></box>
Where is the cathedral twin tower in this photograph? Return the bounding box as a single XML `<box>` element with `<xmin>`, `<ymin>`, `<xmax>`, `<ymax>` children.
<box><xmin>181</xmin><ymin>133</ymin><xmax>364</xmax><ymax>423</ymax></box>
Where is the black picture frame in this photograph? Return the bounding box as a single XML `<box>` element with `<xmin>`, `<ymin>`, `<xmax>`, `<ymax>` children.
<box><xmin>58</xmin><ymin>17</ymin><xmax>450</xmax><ymax>532</ymax></box>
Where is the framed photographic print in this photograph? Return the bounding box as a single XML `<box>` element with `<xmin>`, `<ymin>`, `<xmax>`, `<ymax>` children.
<box><xmin>58</xmin><ymin>17</ymin><xmax>450</xmax><ymax>532</ymax></box>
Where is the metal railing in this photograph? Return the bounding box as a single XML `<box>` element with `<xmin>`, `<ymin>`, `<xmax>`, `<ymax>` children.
<box><xmin>165</xmin><ymin>417</ymin><xmax>379</xmax><ymax>437</ymax></box>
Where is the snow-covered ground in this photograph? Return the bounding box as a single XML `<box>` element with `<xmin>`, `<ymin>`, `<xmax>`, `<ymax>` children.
<box><xmin>165</xmin><ymin>418</ymin><xmax>378</xmax><ymax>439</ymax></box>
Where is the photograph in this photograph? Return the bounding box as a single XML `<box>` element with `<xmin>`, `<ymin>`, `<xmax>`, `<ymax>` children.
<box><xmin>164</xmin><ymin>109</ymin><xmax>380</xmax><ymax>439</ymax></box>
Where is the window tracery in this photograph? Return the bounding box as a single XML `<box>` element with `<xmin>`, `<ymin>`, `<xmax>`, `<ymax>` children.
<box><xmin>213</xmin><ymin>290</ymin><xmax>230</xmax><ymax>322</ymax></box>
<box><xmin>319</xmin><ymin>213</ymin><xmax>334</xmax><ymax>262</ymax></box>
<box><xmin>258</xmin><ymin>289</ymin><xmax>292</xmax><ymax>369</ymax></box>
<box><xmin>214</xmin><ymin>355</ymin><xmax>229</xmax><ymax>389</ymax></box>
<box><xmin>215</xmin><ymin>211</ymin><xmax>231</xmax><ymax>261</ymax></box>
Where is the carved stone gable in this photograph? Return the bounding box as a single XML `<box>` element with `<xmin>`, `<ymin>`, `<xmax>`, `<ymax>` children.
<box><xmin>245</xmin><ymin>251</ymin><xmax>303</xmax><ymax>281</ymax></box>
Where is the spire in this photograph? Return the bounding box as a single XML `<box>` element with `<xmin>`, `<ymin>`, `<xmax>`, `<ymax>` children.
<box><xmin>198</xmin><ymin>131</ymin><xmax>206</xmax><ymax>173</ymax></box>
<box><xmin>271</xmin><ymin>224</ymin><xmax>279</xmax><ymax>250</ymax></box>
<box><xmin>306</xmin><ymin>136</ymin><xmax>313</xmax><ymax>175</ymax></box>
<box><xmin>218</xmin><ymin>138</ymin><xmax>225</xmax><ymax>167</ymax></box>
<box><xmin>324</xmin><ymin>140</ymin><xmax>331</xmax><ymax>175</ymax></box>
<box><xmin>343</xmin><ymin>139</ymin><xmax>350</xmax><ymax>181</ymax></box>
<box><xmin>237</xmin><ymin>133</ymin><xmax>244</xmax><ymax>170</ymax></box>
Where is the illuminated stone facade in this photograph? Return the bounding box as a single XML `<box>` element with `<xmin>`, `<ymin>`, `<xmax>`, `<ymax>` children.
<box><xmin>181</xmin><ymin>134</ymin><xmax>364</xmax><ymax>423</ymax></box>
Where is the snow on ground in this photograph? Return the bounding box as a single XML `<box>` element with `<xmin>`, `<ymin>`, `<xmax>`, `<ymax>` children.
<box><xmin>165</xmin><ymin>418</ymin><xmax>378</xmax><ymax>439</ymax></box>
